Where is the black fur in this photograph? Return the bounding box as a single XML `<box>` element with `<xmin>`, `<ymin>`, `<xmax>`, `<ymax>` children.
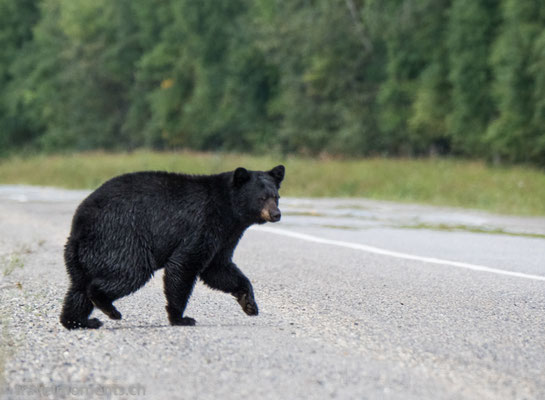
<box><xmin>60</xmin><ymin>165</ymin><xmax>285</xmax><ymax>329</ymax></box>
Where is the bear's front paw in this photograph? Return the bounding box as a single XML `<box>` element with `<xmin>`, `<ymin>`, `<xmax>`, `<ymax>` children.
<box><xmin>169</xmin><ymin>316</ymin><xmax>196</xmax><ymax>326</ymax></box>
<box><xmin>236</xmin><ymin>293</ymin><xmax>259</xmax><ymax>316</ymax></box>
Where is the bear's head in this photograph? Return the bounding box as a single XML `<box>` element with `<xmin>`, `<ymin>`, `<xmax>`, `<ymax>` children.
<box><xmin>232</xmin><ymin>165</ymin><xmax>285</xmax><ymax>225</ymax></box>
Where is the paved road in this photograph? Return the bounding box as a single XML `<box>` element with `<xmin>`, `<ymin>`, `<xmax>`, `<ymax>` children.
<box><xmin>1</xmin><ymin>186</ymin><xmax>544</xmax><ymax>399</ymax></box>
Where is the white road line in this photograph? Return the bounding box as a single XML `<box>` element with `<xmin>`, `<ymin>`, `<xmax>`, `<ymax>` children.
<box><xmin>252</xmin><ymin>226</ymin><xmax>545</xmax><ymax>282</ymax></box>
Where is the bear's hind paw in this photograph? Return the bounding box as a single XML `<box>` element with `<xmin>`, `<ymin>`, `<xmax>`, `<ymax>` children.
<box><xmin>105</xmin><ymin>308</ymin><xmax>122</xmax><ymax>320</ymax></box>
<box><xmin>86</xmin><ymin>318</ymin><xmax>103</xmax><ymax>329</ymax></box>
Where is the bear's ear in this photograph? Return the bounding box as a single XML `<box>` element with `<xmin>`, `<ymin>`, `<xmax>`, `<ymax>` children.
<box><xmin>233</xmin><ymin>167</ymin><xmax>251</xmax><ymax>187</ymax></box>
<box><xmin>268</xmin><ymin>165</ymin><xmax>285</xmax><ymax>187</ymax></box>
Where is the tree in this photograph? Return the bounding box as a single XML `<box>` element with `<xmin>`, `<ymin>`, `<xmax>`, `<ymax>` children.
<box><xmin>371</xmin><ymin>0</ymin><xmax>451</xmax><ymax>155</ymax></box>
<box><xmin>256</xmin><ymin>0</ymin><xmax>382</xmax><ymax>156</ymax></box>
<box><xmin>487</xmin><ymin>0</ymin><xmax>545</xmax><ymax>164</ymax></box>
<box><xmin>446</xmin><ymin>0</ymin><xmax>500</xmax><ymax>156</ymax></box>
<box><xmin>0</xmin><ymin>0</ymin><xmax>41</xmax><ymax>154</ymax></box>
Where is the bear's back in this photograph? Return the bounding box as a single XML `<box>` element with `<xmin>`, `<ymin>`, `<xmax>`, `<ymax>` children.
<box><xmin>87</xmin><ymin>171</ymin><xmax>213</xmax><ymax>209</ymax></box>
<box><xmin>73</xmin><ymin>171</ymin><xmax>219</xmax><ymax>240</ymax></box>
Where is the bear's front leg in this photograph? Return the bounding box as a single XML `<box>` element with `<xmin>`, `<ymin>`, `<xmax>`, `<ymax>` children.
<box><xmin>163</xmin><ymin>265</ymin><xmax>200</xmax><ymax>326</ymax></box>
<box><xmin>200</xmin><ymin>258</ymin><xmax>259</xmax><ymax>316</ymax></box>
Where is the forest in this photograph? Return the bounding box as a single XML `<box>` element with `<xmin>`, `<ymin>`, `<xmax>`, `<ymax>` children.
<box><xmin>1</xmin><ymin>0</ymin><xmax>545</xmax><ymax>166</ymax></box>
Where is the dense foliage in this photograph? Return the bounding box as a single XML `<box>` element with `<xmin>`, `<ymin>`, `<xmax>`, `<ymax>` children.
<box><xmin>1</xmin><ymin>0</ymin><xmax>544</xmax><ymax>165</ymax></box>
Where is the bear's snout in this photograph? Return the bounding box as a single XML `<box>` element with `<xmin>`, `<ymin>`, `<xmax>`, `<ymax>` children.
<box><xmin>261</xmin><ymin>208</ymin><xmax>281</xmax><ymax>222</ymax></box>
<box><xmin>269</xmin><ymin>209</ymin><xmax>281</xmax><ymax>222</ymax></box>
<box><xmin>260</xmin><ymin>199</ymin><xmax>281</xmax><ymax>223</ymax></box>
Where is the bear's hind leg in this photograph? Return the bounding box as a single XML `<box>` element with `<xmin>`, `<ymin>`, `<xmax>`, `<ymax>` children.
<box><xmin>87</xmin><ymin>279</ymin><xmax>123</xmax><ymax>320</ymax></box>
<box><xmin>60</xmin><ymin>286</ymin><xmax>103</xmax><ymax>329</ymax></box>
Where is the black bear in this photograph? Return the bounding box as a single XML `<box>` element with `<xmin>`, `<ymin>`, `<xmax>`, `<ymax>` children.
<box><xmin>60</xmin><ymin>165</ymin><xmax>285</xmax><ymax>329</ymax></box>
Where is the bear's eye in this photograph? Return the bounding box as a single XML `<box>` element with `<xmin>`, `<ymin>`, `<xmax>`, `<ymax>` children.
<box><xmin>259</xmin><ymin>196</ymin><xmax>267</xmax><ymax>201</ymax></box>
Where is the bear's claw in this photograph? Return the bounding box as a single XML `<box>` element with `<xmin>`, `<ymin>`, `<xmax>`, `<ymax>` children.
<box><xmin>236</xmin><ymin>293</ymin><xmax>259</xmax><ymax>316</ymax></box>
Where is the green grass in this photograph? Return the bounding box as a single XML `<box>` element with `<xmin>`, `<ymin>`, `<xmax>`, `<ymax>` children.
<box><xmin>0</xmin><ymin>151</ymin><xmax>544</xmax><ymax>215</ymax></box>
<box><xmin>1</xmin><ymin>255</ymin><xmax>24</xmax><ymax>277</ymax></box>
<box><xmin>398</xmin><ymin>223</ymin><xmax>545</xmax><ymax>239</ymax></box>
<box><xmin>1</xmin><ymin>245</ymin><xmax>30</xmax><ymax>277</ymax></box>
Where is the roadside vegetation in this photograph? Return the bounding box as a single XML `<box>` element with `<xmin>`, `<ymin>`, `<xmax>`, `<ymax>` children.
<box><xmin>1</xmin><ymin>151</ymin><xmax>544</xmax><ymax>216</ymax></box>
<box><xmin>1</xmin><ymin>0</ymin><xmax>545</xmax><ymax>166</ymax></box>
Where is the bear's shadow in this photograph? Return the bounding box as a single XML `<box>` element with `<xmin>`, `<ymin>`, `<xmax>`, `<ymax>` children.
<box><xmin>101</xmin><ymin>321</ymin><xmax>267</xmax><ymax>331</ymax></box>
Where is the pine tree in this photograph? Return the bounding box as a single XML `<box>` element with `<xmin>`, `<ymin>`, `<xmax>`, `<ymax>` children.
<box><xmin>446</xmin><ymin>0</ymin><xmax>500</xmax><ymax>156</ymax></box>
<box><xmin>487</xmin><ymin>0</ymin><xmax>545</xmax><ymax>165</ymax></box>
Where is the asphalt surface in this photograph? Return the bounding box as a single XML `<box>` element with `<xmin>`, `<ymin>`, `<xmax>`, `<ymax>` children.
<box><xmin>1</xmin><ymin>185</ymin><xmax>545</xmax><ymax>399</ymax></box>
